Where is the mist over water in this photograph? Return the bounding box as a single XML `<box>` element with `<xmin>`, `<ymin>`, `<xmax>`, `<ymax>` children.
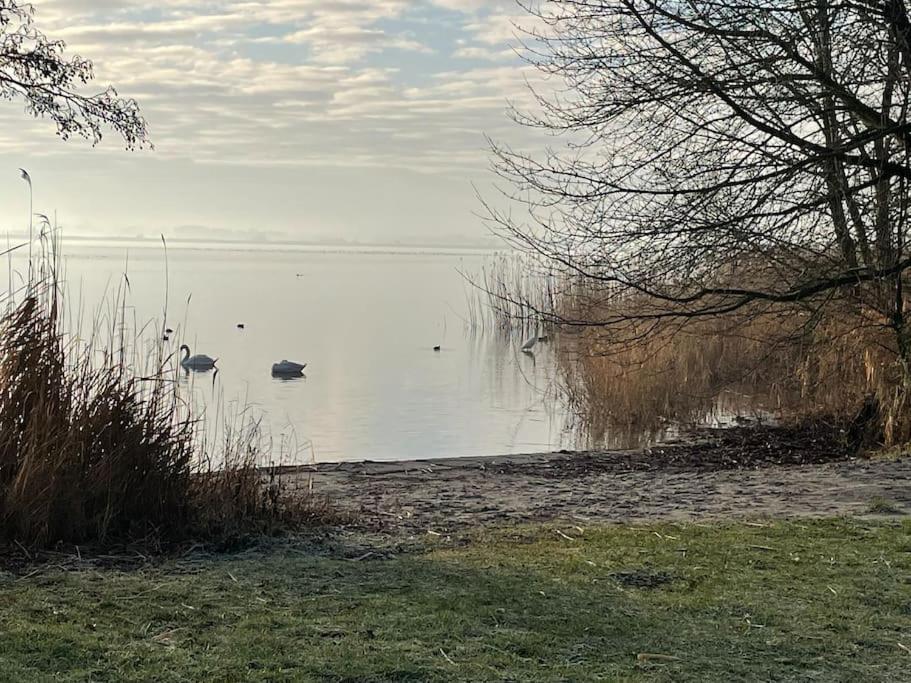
<box><xmin>20</xmin><ymin>240</ymin><xmax>577</xmax><ymax>464</ymax></box>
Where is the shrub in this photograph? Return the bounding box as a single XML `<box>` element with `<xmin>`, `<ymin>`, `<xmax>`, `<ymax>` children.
<box><xmin>0</xmin><ymin>247</ymin><xmax>328</xmax><ymax>550</ymax></box>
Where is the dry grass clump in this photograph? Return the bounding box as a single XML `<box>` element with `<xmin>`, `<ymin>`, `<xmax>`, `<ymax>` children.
<box><xmin>0</xmin><ymin>250</ymin><xmax>332</xmax><ymax>550</ymax></box>
<box><xmin>466</xmin><ymin>252</ymin><xmax>559</xmax><ymax>333</ymax></box>
<box><xmin>556</xmin><ymin>290</ymin><xmax>905</xmax><ymax>447</ymax></box>
<box><xmin>0</xmin><ymin>293</ymin><xmax>195</xmax><ymax>546</ymax></box>
<box><xmin>189</xmin><ymin>431</ymin><xmax>338</xmax><ymax>543</ymax></box>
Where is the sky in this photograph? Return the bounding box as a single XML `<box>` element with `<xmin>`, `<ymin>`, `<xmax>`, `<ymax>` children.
<box><xmin>0</xmin><ymin>0</ymin><xmax>543</xmax><ymax>245</ymax></box>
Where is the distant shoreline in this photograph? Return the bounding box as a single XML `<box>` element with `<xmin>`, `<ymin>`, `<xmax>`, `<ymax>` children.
<box><xmin>4</xmin><ymin>232</ymin><xmax>506</xmax><ymax>254</ymax></box>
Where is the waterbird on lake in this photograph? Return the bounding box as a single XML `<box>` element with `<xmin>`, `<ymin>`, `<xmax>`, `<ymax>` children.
<box><xmin>433</xmin><ymin>345</ymin><xmax>441</xmax><ymax>352</ymax></box>
<box><xmin>180</xmin><ymin>344</ymin><xmax>217</xmax><ymax>371</ymax></box>
<box><xmin>237</xmin><ymin>323</ymin><xmax>245</xmax><ymax>329</ymax></box>
<box><xmin>272</xmin><ymin>360</ymin><xmax>307</xmax><ymax>376</ymax></box>
<box><xmin>521</xmin><ymin>335</ymin><xmax>538</xmax><ymax>353</ymax></box>
<box><xmin>165</xmin><ymin>328</ymin><xmax>174</xmax><ymax>334</ymax></box>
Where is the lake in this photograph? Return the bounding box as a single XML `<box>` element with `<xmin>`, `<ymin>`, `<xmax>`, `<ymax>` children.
<box><xmin>23</xmin><ymin>240</ymin><xmax>575</xmax><ymax>464</ymax></box>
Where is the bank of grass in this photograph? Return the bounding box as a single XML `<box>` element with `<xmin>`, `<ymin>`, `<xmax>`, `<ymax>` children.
<box><xmin>1</xmin><ymin>518</ymin><xmax>908</xmax><ymax>681</ymax></box>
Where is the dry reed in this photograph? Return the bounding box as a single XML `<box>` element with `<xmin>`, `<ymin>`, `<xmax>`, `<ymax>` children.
<box><xmin>555</xmin><ymin>289</ymin><xmax>904</xmax><ymax>448</ymax></box>
<box><xmin>0</xmin><ymin>235</ymin><xmax>332</xmax><ymax>550</ymax></box>
<box><xmin>465</xmin><ymin>252</ymin><xmax>559</xmax><ymax>335</ymax></box>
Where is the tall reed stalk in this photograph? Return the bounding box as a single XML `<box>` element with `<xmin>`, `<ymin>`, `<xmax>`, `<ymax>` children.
<box><xmin>464</xmin><ymin>252</ymin><xmax>559</xmax><ymax>336</ymax></box>
<box><xmin>0</xmin><ymin>227</ymin><xmax>327</xmax><ymax>549</ymax></box>
<box><xmin>555</xmin><ymin>287</ymin><xmax>905</xmax><ymax>447</ymax></box>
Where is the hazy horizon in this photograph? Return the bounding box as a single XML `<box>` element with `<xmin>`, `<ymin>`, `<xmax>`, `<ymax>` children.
<box><xmin>21</xmin><ymin>228</ymin><xmax>507</xmax><ymax>249</ymax></box>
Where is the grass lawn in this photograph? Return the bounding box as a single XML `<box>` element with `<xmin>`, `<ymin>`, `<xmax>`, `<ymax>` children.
<box><xmin>0</xmin><ymin>519</ymin><xmax>909</xmax><ymax>681</ymax></box>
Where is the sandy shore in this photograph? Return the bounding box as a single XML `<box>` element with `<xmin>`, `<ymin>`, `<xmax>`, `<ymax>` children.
<box><xmin>283</xmin><ymin>441</ymin><xmax>911</xmax><ymax>533</ymax></box>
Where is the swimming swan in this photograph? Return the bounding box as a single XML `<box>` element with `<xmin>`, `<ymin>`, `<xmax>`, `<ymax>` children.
<box><xmin>180</xmin><ymin>345</ymin><xmax>217</xmax><ymax>371</ymax></box>
<box><xmin>272</xmin><ymin>360</ymin><xmax>307</xmax><ymax>376</ymax></box>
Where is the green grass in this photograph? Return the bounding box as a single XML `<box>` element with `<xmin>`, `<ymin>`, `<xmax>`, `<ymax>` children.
<box><xmin>1</xmin><ymin>519</ymin><xmax>909</xmax><ymax>681</ymax></box>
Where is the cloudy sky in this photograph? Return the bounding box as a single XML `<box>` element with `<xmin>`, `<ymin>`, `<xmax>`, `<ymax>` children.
<box><xmin>0</xmin><ymin>0</ymin><xmax>541</xmax><ymax>245</ymax></box>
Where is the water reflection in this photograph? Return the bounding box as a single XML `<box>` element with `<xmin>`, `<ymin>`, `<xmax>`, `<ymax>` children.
<box><xmin>34</xmin><ymin>242</ymin><xmax>580</xmax><ymax>464</ymax></box>
<box><xmin>4</xmin><ymin>241</ymin><xmax>769</xmax><ymax>464</ymax></box>
<box><xmin>562</xmin><ymin>383</ymin><xmax>779</xmax><ymax>453</ymax></box>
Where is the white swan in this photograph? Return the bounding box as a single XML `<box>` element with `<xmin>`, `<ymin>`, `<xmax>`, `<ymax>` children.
<box><xmin>180</xmin><ymin>344</ymin><xmax>217</xmax><ymax>371</ymax></box>
<box><xmin>272</xmin><ymin>360</ymin><xmax>307</xmax><ymax>376</ymax></box>
<box><xmin>521</xmin><ymin>335</ymin><xmax>537</xmax><ymax>353</ymax></box>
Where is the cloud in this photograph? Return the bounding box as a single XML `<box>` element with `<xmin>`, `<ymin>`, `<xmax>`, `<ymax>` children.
<box><xmin>283</xmin><ymin>24</ymin><xmax>432</xmax><ymax>64</ymax></box>
<box><xmin>2</xmin><ymin>0</ymin><xmax>544</xmax><ymax>174</ymax></box>
<box><xmin>0</xmin><ymin>0</ymin><xmax>557</xmax><ymax>243</ymax></box>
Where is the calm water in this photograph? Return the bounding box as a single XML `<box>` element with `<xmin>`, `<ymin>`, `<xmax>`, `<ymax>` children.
<box><xmin>25</xmin><ymin>241</ymin><xmax>575</xmax><ymax>463</ymax></box>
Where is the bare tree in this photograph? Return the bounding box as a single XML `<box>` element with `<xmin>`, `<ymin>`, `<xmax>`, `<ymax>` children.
<box><xmin>488</xmin><ymin>0</ymin><xmax>911</xmax><ymax>382</ymax></box>
<box><xmin>0</xmin><ymin>1</ymin><xmax>148</xmax><ymax>147</ymax></box>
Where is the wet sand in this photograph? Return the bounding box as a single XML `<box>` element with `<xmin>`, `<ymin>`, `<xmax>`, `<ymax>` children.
<box><xmin>283</xmin><ymin>428</ymin><xmax>911</xmax><ymax>533</ymax></box>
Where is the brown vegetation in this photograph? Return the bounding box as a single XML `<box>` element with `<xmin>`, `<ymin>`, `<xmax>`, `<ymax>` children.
<box><xmin>0</xmin><ymin>248</ymin><xmax>328</xmax><ymax>550</ymax></box>
<box><xmin>465</xmin><ymin>252</ymin><xmax>557</xmax><ymax>334</ymax></box>
<box><xmin>555</xmin><ymin>289</ymin><xmax>904</xmax><ymax>447</ymax></box>
<box><xmin>481</xmin><ymin>1</ymin><xmax>911</xmax><ymax>448</ymax></box>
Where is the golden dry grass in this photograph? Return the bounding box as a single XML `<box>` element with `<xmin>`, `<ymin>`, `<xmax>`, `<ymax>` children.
<box><xmin>0</xmin><ymin>247</ymin><xmax>330</xmax><ymax>550</ymax></box>
<box><xmin>555</xmin><ymin>291</ymin><xmax>907</xmax><ymax>446</ymax></box>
